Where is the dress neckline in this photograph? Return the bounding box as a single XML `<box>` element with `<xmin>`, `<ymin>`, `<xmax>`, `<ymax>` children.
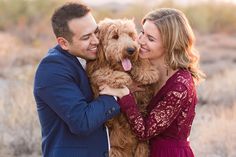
<box><xmin>157</xmin><ymin>69</ymin><xmax>181</xmax><ymax>94</ymax></box>
<box><xmin>149</xmin><ymin>69</ymin><xmax>183</xmax><ymax>107</ymax></box>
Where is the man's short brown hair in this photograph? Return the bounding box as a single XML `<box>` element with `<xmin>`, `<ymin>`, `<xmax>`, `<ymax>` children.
<box><xmin>51</xmin><ymin>2</ymin><xmax>90</xmax><ymax>42</ymax></box>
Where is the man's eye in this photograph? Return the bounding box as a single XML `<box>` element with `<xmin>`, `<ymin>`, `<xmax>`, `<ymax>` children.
<box><xmin>95</xmin><ymin>29</ymin><xmax>99</xmax><ymax>35</ymax></box>
<box><xmin>82</xmin><ymin>36</ymin><xmax>89</xmax><ymax>40</ymax></box>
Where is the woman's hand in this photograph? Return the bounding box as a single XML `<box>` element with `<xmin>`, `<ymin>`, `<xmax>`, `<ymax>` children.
<box><xmin>99</xmin><ymin>85</ymin><xmax>130</xmax><ymax>99</ymax></box>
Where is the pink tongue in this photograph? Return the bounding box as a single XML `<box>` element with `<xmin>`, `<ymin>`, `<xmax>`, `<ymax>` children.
<box><xmin>122</xmin><ymin>59</ymin><xmax>132</xmax><ymax>71</ymax></box>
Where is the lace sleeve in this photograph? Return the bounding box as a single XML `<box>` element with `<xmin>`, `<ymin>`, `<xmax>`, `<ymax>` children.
<box><xmin>118</xmin><ymin>83</ymin><xmax>188</xmax><ymax>140</ymax></box>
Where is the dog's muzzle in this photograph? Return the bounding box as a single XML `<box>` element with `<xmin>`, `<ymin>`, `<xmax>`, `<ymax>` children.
<box><xmin>126</xmin><ymin>47</ymin><xmax>137</xmax><ymax>55</ymax></box>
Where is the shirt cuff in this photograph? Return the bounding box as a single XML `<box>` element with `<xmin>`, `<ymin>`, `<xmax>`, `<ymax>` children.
<box><xmin>117</xmin><ymin>93</ymin><xmax>136</xmax><ymax>112</ymax></box>
<box><xmin>113</xmin><ymin>96</ymin><xmax>118</xmax><ymax>101</ymax></box>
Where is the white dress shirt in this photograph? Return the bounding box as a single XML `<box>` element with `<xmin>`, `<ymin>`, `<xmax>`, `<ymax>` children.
<box><xmin>77</xmin><ymin>57</ymin><xmax>111</xmax><ymax>151</ymax></box>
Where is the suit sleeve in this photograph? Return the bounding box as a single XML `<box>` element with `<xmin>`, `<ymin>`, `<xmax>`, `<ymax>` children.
<box><xmin>34</xmin><ymin>56</ymin><xmax>120</xmax><ymax>136</ymax></box>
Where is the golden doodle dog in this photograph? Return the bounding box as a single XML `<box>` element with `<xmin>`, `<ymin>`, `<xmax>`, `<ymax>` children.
<box><xmin>86</xmin><ymin>19</ymin><xmax>159</xmax><ymax>157</ymax></box>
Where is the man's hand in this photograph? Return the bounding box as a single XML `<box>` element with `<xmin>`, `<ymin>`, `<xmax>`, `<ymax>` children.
<box><xmin>99</xmin><ymin>85</ymin><xmax>130</xmax><ymax>99</ymax></box>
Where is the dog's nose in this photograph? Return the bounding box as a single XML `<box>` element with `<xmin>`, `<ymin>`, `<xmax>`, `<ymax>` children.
<box><xmin>126</xmin><ymin>47</ymin><xmax>136</xmax><ymax>55</ymax></box>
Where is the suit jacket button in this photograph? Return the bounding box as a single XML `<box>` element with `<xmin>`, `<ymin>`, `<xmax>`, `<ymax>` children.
<box><xmin>111</xmin><ymin>107</ymin><xmax>115</xmax><ymax>111</ymax></box>
<box><xmin>108</xmin><ymin>110</ymin><xmax>112</xmax><ymax>114</ymax></box>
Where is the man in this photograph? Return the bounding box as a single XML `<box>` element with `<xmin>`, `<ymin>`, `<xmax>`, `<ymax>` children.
<box><xmin>33</xmin><ymin>3</ymin><xmax>120</xmax><ymax>157</ymax></box>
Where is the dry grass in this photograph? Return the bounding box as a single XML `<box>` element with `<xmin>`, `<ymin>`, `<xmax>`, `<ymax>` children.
<box><xmin>0</xmin><ymin>80</ymin><xmax>41</xmax><ymax>156</ymax></box>
<box><xmin>198</xmin><ymin>69</ymin><xmax>236</xmax><ymax>106</ymax></box>
<box><xmin>191</xmin><ymin>104</ymin><xmax>236</xmax><ymax>157</ymax></box>
<box><xmin>189</xmin><ymin>33</ymin><xmax>236</xmax><ymax>157</ymax></box>
<box><xmin>0</xmin><ymin>31</ymin><xmax>42</xmax><ymax>156</ymax></box>
<box><xmin>1</xmin><ymin>32</ymin><xmax>235</xmax><ymax>157</ymax></box>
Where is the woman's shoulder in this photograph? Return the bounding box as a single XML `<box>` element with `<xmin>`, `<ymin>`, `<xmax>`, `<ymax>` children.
<box><xmin>173</xmin><ymin>69</ymin><xmax>195</xmax><ymax>90</ymax></box>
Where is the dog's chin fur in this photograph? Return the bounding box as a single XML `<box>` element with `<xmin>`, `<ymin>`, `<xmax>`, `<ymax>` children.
<box><xmin>86</xmin><ymin>18</ymin><xmax>159</xmax><ymax>157</ymax></box>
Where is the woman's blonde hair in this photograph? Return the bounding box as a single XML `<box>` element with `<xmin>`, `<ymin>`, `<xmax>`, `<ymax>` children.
<box><xmin>142</xmin><ymin>8</ymin><xmax>205</xmax><ymax>83</ymax></box>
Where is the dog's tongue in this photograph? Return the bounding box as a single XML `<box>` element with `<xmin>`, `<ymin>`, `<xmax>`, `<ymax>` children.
<box><xmin>122</xmin><ymin>58</ymin><xmax>132</xmax><ymax>71</ymax></box>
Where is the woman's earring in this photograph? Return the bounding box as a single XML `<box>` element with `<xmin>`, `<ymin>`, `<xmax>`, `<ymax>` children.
<box><xmin>164</xmin><ymin>62</ymin><xmax>169</xmax><ymax>76</ymax></box>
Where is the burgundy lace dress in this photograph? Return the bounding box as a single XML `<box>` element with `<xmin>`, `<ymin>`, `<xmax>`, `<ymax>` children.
<box><xmin>118</xmin><ymin>69</ymin><xmax>197</xmax><ymax>157</ymax></box>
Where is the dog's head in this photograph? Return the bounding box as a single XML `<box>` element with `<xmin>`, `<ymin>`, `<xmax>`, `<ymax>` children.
<box><xmin>97</xmin><ymin>18</ymin><xmax>139</xmax><ymax>71</ymax></box>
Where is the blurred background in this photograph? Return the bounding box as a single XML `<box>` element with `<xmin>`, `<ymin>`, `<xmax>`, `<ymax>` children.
<box><xmin>0</xmin><ymin>0</ymin><xmax>236</xmax><ymax>157</ymax></box>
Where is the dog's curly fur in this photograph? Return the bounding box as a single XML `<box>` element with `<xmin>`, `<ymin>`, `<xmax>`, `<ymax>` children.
<box><xmin>86</xmin><ymin>19</ymin><xmax>159</xmax><ymax>157</ymax></box>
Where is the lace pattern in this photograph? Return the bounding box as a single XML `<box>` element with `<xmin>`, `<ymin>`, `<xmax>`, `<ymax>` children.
<box><xmin>118</xmin><ymin>69</ymin><xmax>197</xmax><ymax>140</ymax></box>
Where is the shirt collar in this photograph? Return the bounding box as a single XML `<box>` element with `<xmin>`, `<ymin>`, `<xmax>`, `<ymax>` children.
<box><xmin>77</xmin><ymin>57</ymin><xmax>86</xmax><ymax>69</ymax></box>
<box><xmin>55</xmin><ymin>45</ymin><xmax>87</xmax><ymax>70</ymax></box>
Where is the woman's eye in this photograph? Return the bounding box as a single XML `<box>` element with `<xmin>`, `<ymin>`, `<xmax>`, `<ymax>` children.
<box><xmin>148</xmin><ymin>37</ymin><xmax>154</xmax><ymax>42</ymax></box>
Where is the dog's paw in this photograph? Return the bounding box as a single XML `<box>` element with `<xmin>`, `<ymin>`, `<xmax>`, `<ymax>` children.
<box><xmin>91</xmin><ymin>68</ymin><xmax>114</xmax><ymax>86</ymax></box>
<box><xmin>110</xmin><ymin>71</ymin><xmax>132</xmax><ymax>88</ymax></box>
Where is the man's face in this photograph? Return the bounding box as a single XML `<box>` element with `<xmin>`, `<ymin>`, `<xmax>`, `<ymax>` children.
<box><xmin>66</xmin><ymin>13</ymin><xmax>99</xmax><ymax>60</ymax></box>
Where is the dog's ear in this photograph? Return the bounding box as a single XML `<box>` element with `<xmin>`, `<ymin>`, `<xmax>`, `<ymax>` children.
<box><xmin>97</xmin><ymin>18</ymin><xmax>113</xmax><ymax>40</ymax></box>
<box><xmin>86</xmin><ymin>21</ymin><xmax>110</xmax><ymax>73</ymax></box>
<box><xmin>96</xmin><ymin>20</ymin><xmax>111</xmax><ymax>66</ymax></box>
<box><xmin>97</xmin><ymin>42</ymin><xmax>106</xmax><ymax>66</ymax></box>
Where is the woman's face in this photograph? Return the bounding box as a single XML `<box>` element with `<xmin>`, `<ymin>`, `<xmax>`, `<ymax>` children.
<box><xmin>138</xmin><ymin>20</ymin><xmax>165</xmax><ymax>63</ymax></box>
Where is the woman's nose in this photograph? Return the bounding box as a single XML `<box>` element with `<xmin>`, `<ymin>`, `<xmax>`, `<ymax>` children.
<box><xmin>138</xmin><ymin>33</ymin><xmax>145</xmax><ymax>45</ymax></box>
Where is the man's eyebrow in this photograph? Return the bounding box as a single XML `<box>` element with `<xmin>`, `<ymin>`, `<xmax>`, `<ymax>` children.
<box><xmin>81</xmin><ymin>27</ymin><xmax>99</xmax><ymax>38</ymax></box>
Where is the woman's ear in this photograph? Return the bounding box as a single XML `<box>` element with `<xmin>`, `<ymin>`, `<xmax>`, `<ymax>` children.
<box><xmin>57</xmin><ymin>37</ymin><xmax>70</xmax><ymax>50</ymax></box>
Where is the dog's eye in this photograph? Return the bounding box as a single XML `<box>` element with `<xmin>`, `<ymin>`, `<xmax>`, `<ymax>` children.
<box><xmin>128</xmin><ymin>32</ymin><xmax>133</xmax><ymax>37</ymax></box>
<box><xmin>112</xmin><ymin>34</ymin><xmax>119</xmax><ymax>40</ymax></box>
<box><xmin>129</xmin><ymin>32</ymin><xmax>136</xmax><ymax>40</ymax></box>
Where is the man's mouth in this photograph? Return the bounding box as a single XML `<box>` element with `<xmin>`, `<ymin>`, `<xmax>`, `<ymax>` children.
<box><xmin>88</xmin><ymin>47</ymin><xmax>97</xmax><ymax>53</ymax></box>
<box><xmin>121</xmin><ymin>58</ymin><xmax>132</xmax><ymax>71</ymax></box>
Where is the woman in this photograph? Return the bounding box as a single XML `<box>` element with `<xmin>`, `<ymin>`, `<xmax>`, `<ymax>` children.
<box><xmin>100</xmin><ymin>8</ymin><xmax>205</xmax><ymax>157</ymax></box>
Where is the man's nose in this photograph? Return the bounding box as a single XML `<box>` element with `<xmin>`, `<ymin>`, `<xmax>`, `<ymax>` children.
<box><xmin>91</xmin><ymin>34</ymin><xmax>99</xmax><ymax>45</ymax></box>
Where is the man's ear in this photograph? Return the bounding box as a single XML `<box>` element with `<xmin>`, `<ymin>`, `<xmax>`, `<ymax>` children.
<box><xmin>57</xmin><ymin>37</ymin><xmax>70</xmax><ymax>50</ymax></box>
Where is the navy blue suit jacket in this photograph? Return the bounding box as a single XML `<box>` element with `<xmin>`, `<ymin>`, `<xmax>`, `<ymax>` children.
<box><xmin>33</xmin><ymin>45</ymin><xmax>120</xmax><ymax>157</ymax></box>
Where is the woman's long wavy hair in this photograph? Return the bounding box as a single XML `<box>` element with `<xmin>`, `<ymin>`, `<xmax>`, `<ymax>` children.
<box><xmin>142</xmin><ymin>8</ymin><xmax>205</xmax><ymax>83</ymax></box>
